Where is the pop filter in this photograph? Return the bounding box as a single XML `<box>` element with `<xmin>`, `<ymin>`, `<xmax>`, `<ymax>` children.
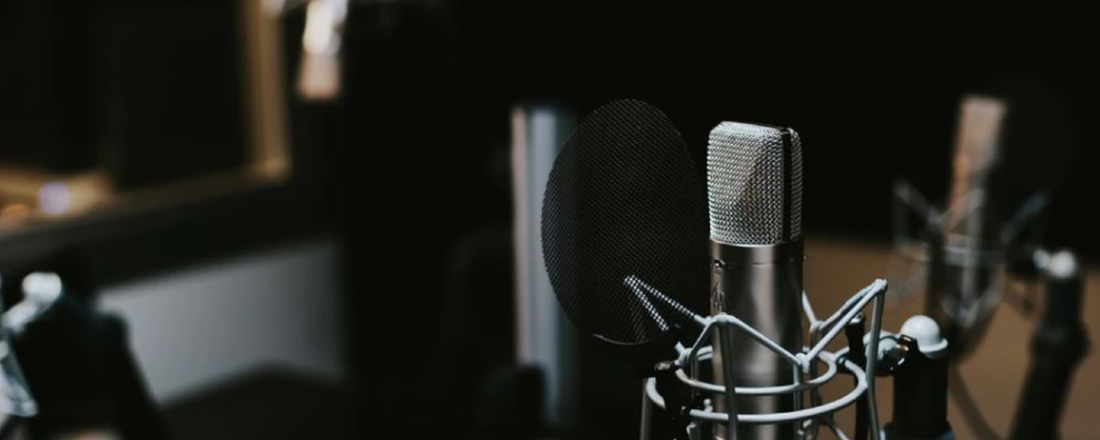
<box><xmin>541</xmin><ymin>99</ymin><xmax>708</xmax><ymax>361</ymax></box>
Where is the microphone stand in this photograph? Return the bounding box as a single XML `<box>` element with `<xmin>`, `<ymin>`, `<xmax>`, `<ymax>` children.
<box><xmin>1010</xmin><ymin>251</ymin><xmax>1088</xmax><ymax>440</ymax></box>
<box><xmin>843</xmin><ymin>315</ymin><xmax>869</xmax><ymax>440</ymax></box>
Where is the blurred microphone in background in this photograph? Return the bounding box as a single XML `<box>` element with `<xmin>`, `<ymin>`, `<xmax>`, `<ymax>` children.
<box><xmin>896</xmin><ymin>79</ymin><xmax>1077</xmax><ymax>359</ymax></box>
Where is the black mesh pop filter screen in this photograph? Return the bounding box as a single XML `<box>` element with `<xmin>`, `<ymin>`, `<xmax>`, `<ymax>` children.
<box><xmin>541</xmin><ymin>99</ymin><xmax>709</xmax><ymax>345</ymax></box>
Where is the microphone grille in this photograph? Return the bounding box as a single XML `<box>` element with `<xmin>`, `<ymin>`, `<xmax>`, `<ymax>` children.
<box><xmin>707</xmin><ymin>122</ymin><xmax>802</xmax><ymax>245</ymax></box>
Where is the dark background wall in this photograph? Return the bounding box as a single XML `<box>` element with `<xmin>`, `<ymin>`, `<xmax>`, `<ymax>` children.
<box><xmin>339</xmin><ymin>1</ymin><xmax>1096</xmax><ymax>259</ymax></box>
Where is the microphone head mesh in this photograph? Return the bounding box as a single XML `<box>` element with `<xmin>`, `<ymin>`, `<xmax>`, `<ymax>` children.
<box><xmin>707</xmin><ymin>122</ymin><xmax>802</xmax><ymax>245</ymax></box>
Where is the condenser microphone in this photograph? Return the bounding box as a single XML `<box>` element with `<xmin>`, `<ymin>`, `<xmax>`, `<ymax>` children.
<box><xmin>927</xmin><ymin>80</ymin><xmax>1076</xmax><ymax>358</ymax></box>
<box><xmin>927</xmin><ymin>95</ymin><xmax>1006</xmax><ymax>357</ymax></box>
<box><xmin>707</xmin><ymin>122</ymin><xmax>804</xmax><ymax>440</ymax></box>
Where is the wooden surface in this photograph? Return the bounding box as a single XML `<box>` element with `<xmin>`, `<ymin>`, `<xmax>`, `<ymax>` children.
<box><xmin>804</xmin><ymin>237</ymin><xmax>1098</xmax><ymax>440</ymax></box>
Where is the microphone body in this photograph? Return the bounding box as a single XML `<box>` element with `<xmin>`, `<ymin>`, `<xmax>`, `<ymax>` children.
<box><xmin>707</xmin><ymin>122</ymin><xmax>804</xmax><ymax>440</ymax></box>
<box><xmin>710</xmin><ymin>241</ymin><xmax>803</xmax><ymax>440</ymax></box>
